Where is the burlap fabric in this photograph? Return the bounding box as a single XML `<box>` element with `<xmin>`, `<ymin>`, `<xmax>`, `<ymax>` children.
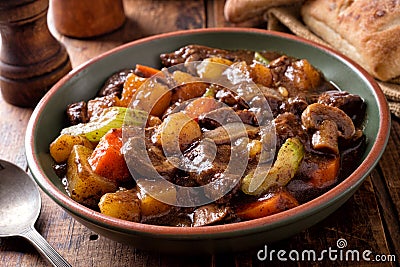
<box><xmin>264</xmin><ymin>6</ymin><xmax>400</xmax><ymax>118</ymax></box>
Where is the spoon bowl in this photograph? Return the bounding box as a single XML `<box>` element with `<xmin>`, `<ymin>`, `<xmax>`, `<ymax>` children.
<box><xmin>0</xmin><ymin>160</ymin><xmax>41</xmax><ymax>236</ymax></box>
<box><xmin>0</xmin><ymin>159</ymin><xmax>71</xmax><ymax>267</ymax></box>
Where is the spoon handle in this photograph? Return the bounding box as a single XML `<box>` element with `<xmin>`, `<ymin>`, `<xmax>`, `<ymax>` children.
<box><xmin>20</xmin><ymin>226</ymin><xmax>71</xmax><ymax>267</ymax></box>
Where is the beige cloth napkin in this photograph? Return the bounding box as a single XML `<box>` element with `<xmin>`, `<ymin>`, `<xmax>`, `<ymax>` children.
<box><xmin>265</xmin><ymin>6</ymin><xmax>400</xmax><ymax>118</ymax></box>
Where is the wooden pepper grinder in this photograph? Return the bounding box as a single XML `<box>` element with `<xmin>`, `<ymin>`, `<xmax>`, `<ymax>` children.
<box><xmin>50</xmin><ymin>0</ymin><xmax>126</xmax><ymax>38</ymax></box>
<box><xmin>0</xmin><ymin>0</ymin><xmax>72</xmax><ymax>107</ymax></box>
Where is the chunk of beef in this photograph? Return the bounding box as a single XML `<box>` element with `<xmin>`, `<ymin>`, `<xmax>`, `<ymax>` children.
<box><xmin>318</xmin><ymin>91</ymin><xmax>366</xmax><ymax>127</ymax></box>
<box><xmin>123</xmin><ymin>136</ymin><xmax>177</xmax><ymax>180</ymax></box>
<box><xmin>202</xmin><ymin>123</ymin><xmax>259</xmax><ymax>145</ymax></box>
<box><xmin>273</xmin><ymin>112</ymin><xmax>308</xmax><ymax>148</ymax></box>
<box><xmin>198</xmin><ymin>106</ymin><xmax>258</xmax><ymax>129</ymax></box>
<box><xmin>236</xmin><ymin>109</ymin><xmax>258</xmax><ymax>125</ymax></box>
<box><xmin>199</xmin><ymin>107</ymin><xmax>243</xmax><ymax>129</ymax></box>
<box><xmin>264</xmin><ymin>94</ymin><xmax>283</xmax><ymax>118</ymax></box>
<box><xmin>280</xmin><ymin>96</ymin><xmax>308</xmax><ymax>117</ymax></box>
<box><xmin>97</xmin><ymin>69</ymin><xmax>133</xmax><ymax>98</ymax></box>
<box><xmin>289</xmin><ymin>152</ymin><xmax>340</xmax><ymax>203</ymax></box>
<box><xmin>160</xmin><ymin>45</ymin><xmax>254</xmax><ymax>67</ymax></box>
<box><xmin>87</xmin><ymin>94</ymin><xmax>119</xmax><ymax>120</ymax></box>
<box><xmin>268</xmin><ymin>55</ymin><xmax>292</xmax><ymax>86</ymax></box>
<box><xmin>215</xmin><ymin>88</ymin><xmax>248</xmax><ymax>109</ymax></box>
<box><xmin>192</xmin><ymin>204</ymin><xmax>231</xmax><ymax>226</ymax></box>
<box><xmin>287</xmin><ymin>179</ymin><xmax>323</xmax><ymax>204</ymax></box>
<box><xmin>160</xmin><ymin>45</ymin><xmax>281</xmax><ymax>67</ymax></box>
<box><xmin>183</xmin><ymin>139</ymin><xmax>231</xmax><ymax>185</ymax></box>
<box><xmin>52</xmin><ymin>162</ymin><xmax>68</xmax><ymax>178</ymax></box>
<box><xmin>339</xmin><ymin>134</ymin><xmax>366</xmax><ymax>179</ymax></box>
<box><xmin>66</xmin><ymin>101</ymin><xmax>89</xmax><ymax>125</ymax></box>
<box><xmin>140</xmin><ymin>206</ymin><xmax>186</xmax><ymax>226</ymax></box>
<box><xmin>204</xmin><ymin>172</ymin><xmax>242</xmax><ymax>204</ymax></box>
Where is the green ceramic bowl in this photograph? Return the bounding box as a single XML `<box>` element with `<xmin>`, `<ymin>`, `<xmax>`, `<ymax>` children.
<box><xmin>25</xmin><ymin>28</ymin><xmax>390</xmax><ymax>253</ymax></box>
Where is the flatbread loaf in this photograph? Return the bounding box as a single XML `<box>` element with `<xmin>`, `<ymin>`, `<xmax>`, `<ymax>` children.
<box><xmin>301</xmin><ymin>0</ymin><xmax>400</xmax><ymax>81</ymax></box>
<box><xmin>224</xmin><ymin>0</ymin><xmax>302</xmax><ymax>23</ymax></box>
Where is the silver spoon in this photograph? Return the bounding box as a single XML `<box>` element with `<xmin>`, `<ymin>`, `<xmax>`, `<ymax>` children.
<box><xmin>0</xmin><ymin>159</ymin><xmax>71</xmax><ymax>267</ymax></box>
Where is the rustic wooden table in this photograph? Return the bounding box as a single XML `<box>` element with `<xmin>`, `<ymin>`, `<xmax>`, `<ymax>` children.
<box><xmin>0</xmin><ymin>1</ymin><xmax>399</xmax><ymax>266</ymax></box>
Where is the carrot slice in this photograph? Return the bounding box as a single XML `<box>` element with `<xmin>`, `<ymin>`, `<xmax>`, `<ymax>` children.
<box><xmin>171</xmin><ymin>82</ymin><xmax>209</xmax><ymax>103</ymax></box>
<box><xmin>88</xmin><ymin>128</ymin><xmax>130</xmax><ymax>182</ymax></box>
<box><xmin>184</xmin><ymin>97</ymin><xmax>220</xmax><ymax>120</ymax></box>
<box><xmin>119</xmin><ymin>73</ymin><xmax>146</xmax><ymax>107</ymax></box>
<box><xmin>236</xmin><ymin>190</ymin><xmax>299</xmax><ymax>220</ymax></box>
<box><xmin>308</xmin><ymin>156</ymin><xmax>340</xmax><ymax>188</ymax></box>
<box><xmin>135</xmin><ymin>64</ymin><xmax>160</xmax><ymax>78</ymax></box>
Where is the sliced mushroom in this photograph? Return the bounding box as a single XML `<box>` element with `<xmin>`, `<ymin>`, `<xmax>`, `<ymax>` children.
<box><xmin>202</xmin><ymin>122</ymin><xmax>259</xmax><ymax>145</ymax></box>
<box><xmin>312</xmin><ymin>120</ymin><xmax>340</xmax><ymax>155</ymax></box>
<box><xmin>198</xmin><ymin>107</ymin><xmax>242</xmax><ymax>129</ymax></box>
<box><xmin>317</xmin><ymin>90</ymin><xmax>366</xmax><ymax>127</ymax></box>
<box><xmin>301</xmin><ymin>103</ymin><xmax>355</xmax><ymax>154</ymax></box>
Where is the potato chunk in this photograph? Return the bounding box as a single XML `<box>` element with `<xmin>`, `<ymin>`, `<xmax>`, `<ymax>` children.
<box><xmin>154</xmin><ymin>111</ymin><xmax>201</xmax><ymax>154</ymax></box>
<box><xmin>196</xmin><ymin>57</ymin><xmax>233</xmax><ymax>79</ymax></box>
<box><xmin>67</xmin><ymin>145</ymin><xmax>118</xmax><ymax>207</ymax></box>
<box><xmin>250</xmin><ymin>62</ymin><xmax>273</xmax><ymax>87</ymax></box>
<box><xmin>137</xmin><ymin>180</ymin><xmax>176</xmax><ymax>221</ymax></box>
<box><xmin>99</xmin><ymin>188</ymin><xmax>141</xmax><ymax>222</ymax></box>
<box><xmin>284</xmin><ymin>59</ymin><xmax>322</xmax><ymax>91</ymax></box>
<box><xmin>133</xmin><ymin>80</ymin><xmax>172</xmax><ymax>117</ymax></box>
<box><xmin>50</xmin><ymin>134</ymin><xmax>93</xmax><ymax>163</ymax></box>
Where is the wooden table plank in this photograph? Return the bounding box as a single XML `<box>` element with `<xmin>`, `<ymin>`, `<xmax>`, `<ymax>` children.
<box><xmin>377</xmin><ymin>118</ymin><xmax>400</xmax><ymax>218</ymax></box>
<box><xmin>49</xmin><ymin>0</ymin><xmax>206</xmax><ymax>68</ymax></box>
<box><xmin>253</xmin><ymin>177</ymin><xmax>393</xmax><ymax>266</ymax></box>
<box><xmin>206</xmin><ymin>1</ymin><xmax>398</xmax><ymax>265</ymax></box>
<box><xmin>373</xmin><ymin>116</ymin><xmax>400</xmax><ymax>262</ymax></box>
<box><xmin>0</xmin><ymin>98</ymin><xmax>32</xmax><ymax>169</ymax></box>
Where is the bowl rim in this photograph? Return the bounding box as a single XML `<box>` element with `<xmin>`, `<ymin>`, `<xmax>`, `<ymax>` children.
<box><xmin>25</xmin><ymin>27</ymin><xmax>390</xmax><ymax>239</ymax></box>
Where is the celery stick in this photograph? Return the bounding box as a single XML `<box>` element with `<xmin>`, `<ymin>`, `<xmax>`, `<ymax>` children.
<box><xmin>254</xmin><ymin>52</ymin><xmax>270</xmax><ymax>66</ymax></box>
<box><xmin>61</xmin><ymin>107</ymin><xmax>147</xmax><ymax>142</ymax></box>
<box><xmin>242</xmin><ymin>137</ymin><xmax>305</xmax><ymax>196</ymax></box>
